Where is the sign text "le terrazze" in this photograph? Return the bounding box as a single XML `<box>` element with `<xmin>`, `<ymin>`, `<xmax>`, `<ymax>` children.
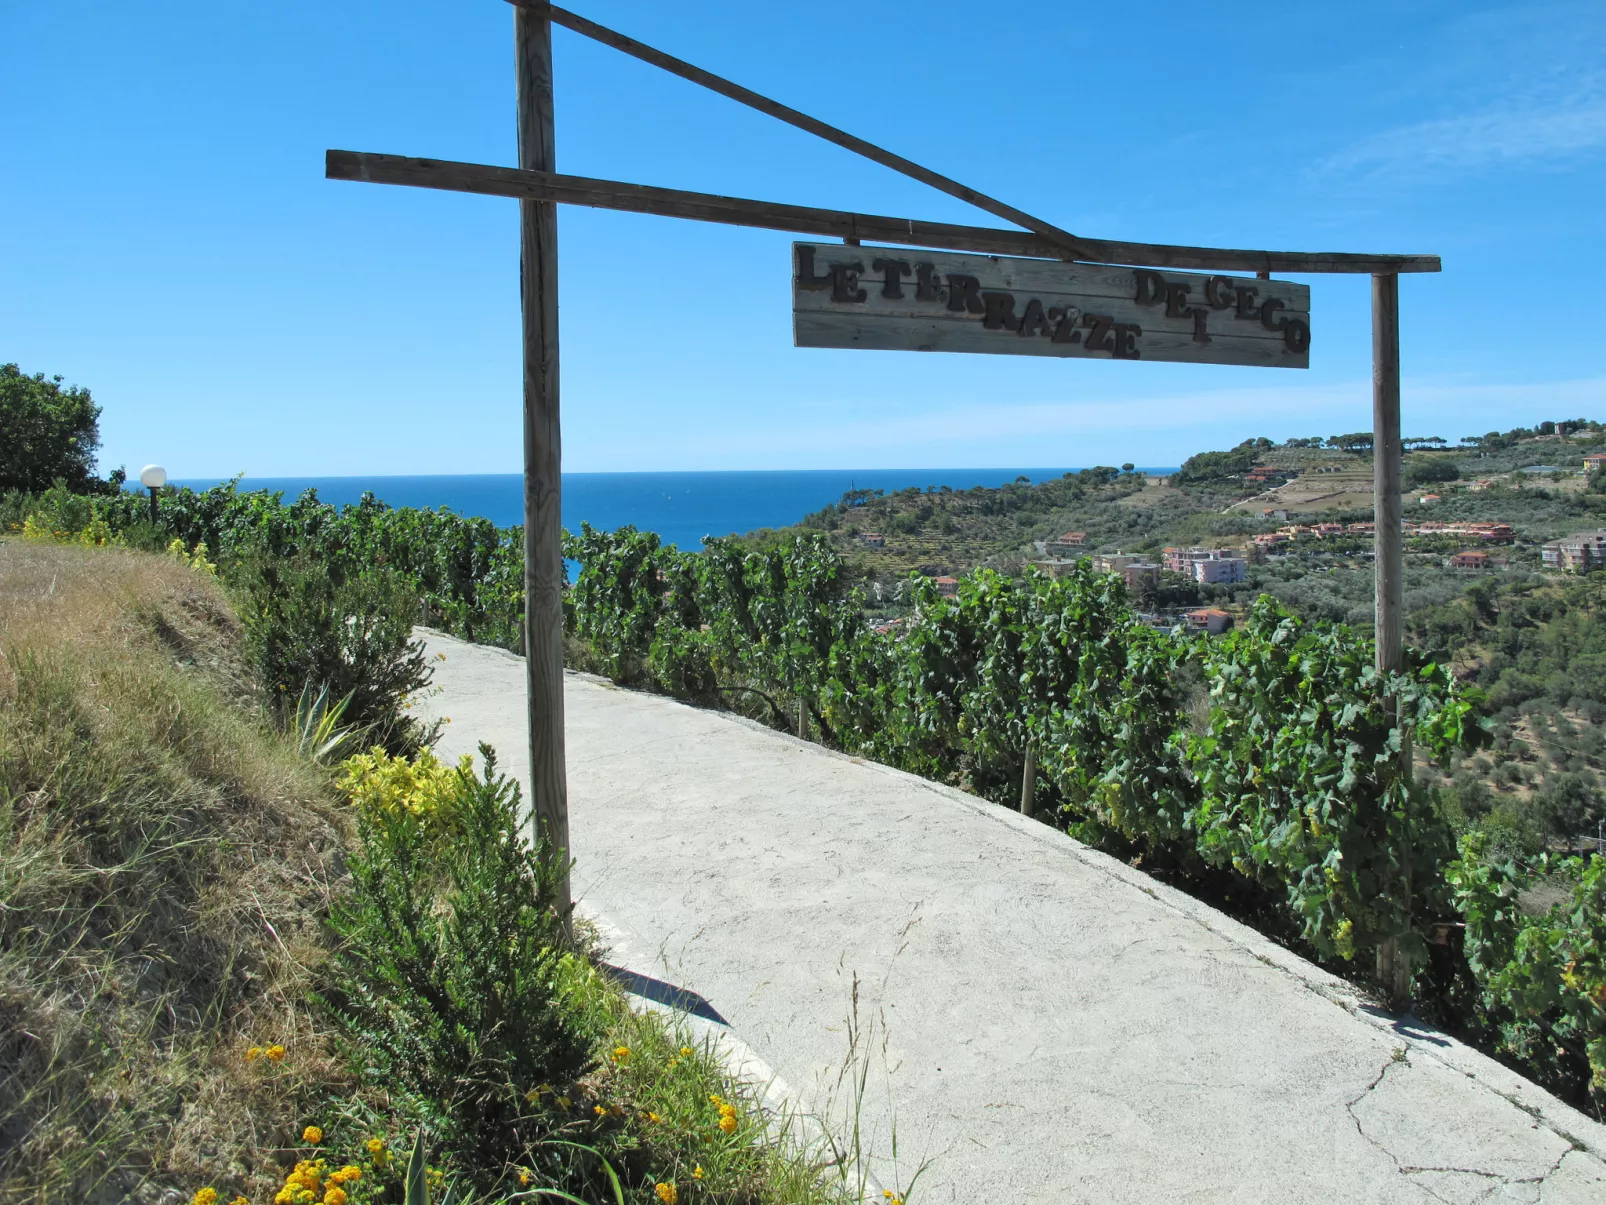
<box><xmin>791</xmin><ymin>243</ymin><xmax>1311</xmax><ymax>369</ymax></box>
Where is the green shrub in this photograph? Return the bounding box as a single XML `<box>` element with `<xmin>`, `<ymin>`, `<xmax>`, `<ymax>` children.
<box><xmin>233</xmin><ymin>554</ymin><xmax>433</xmax><ymax>753</ymax></box>
<box><xmin>1446</xmin><ymin>836</ymin><xmax>1606</xmax><ymax>1104</ymax></box>
<box><xmin>322</xmin><ymin>744</ymin><xmax>592</xmax><ymax>1193</ymax></box>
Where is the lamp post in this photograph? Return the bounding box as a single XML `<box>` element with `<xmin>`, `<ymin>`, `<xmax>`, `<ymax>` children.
<box><xmin>139</xmin><ymin>464</ymin><xmax>167</xmax><ymax>526</ymax></box>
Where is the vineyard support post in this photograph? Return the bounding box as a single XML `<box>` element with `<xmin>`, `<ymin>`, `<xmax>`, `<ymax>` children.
<box><xmin>516</xmin><ymin>3</ymin><xmax>571</xmax><ymax>914</ymax></box>
<box><xmin>1372</xmin><ymin>271</ymin><xmax>1410</xmax><ymax>1006</ymax></box>
<box><xmin>1020</xmin><ymin>742</ymin><xmax>1036</xmax><ymax>819</ymax></box>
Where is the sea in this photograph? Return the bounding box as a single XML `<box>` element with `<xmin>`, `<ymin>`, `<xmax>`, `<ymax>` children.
<box><xmin>167</xmin><ymin>468</ymin><xmax>1178</xmax><ymax>552</ymax></box>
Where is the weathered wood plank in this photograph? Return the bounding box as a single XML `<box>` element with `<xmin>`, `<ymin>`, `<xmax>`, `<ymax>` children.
<box><xmin>792</xmin><ymin>243</ymin><xmax>1311</xmax><ymax>368</ymax></box>
<box><xmin>325</xmin><ymin>150</ymin><xmax>1442</xmax><ymax>275</ymax></box>
<box><xmin>506</xmin><ymin>0</ymin><xmax>1092</xmax><ymax>259</ymax></box>
<box><xmin>795</xmin><ymin>312</ymin><xmax>1305</xmax><ymax>367</ymax></box>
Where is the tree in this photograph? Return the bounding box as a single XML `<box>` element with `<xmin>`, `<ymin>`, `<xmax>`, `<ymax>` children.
<box><xmin>1326</xmin><ymin>432</ymin><xmax>1374</xmax><ymax>453</ymax></box>
<box><xmin>1404</xmin><ymin>458</ymin><xmax>1460</xmax><ymax>487</ymax></box>
<box><xmin>0</xmin><ymin>364</ymin><xmax>102</xmax><ymax>492</ymax></box>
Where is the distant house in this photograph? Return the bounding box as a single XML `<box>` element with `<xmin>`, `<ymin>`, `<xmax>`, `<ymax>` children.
<box><xmin>859</xmin><ymin>532</ymin><xmax>885</xmax><ymax>548</ymax></box>
<box><xmin>1245</xmin><ymin>465</ymin><xmax>1294</xmax><ymax>485</ymax></box>
<box><xmin>1449</xmin><ymin>551</ymin><xmax>1490</xmax><ymax>570</ymax></box>
<box><xmin>1585</xmin><ymin>455</ymin><xmax>1606</xmax><ymax>474</ymax></box>
<box><xmin>1162</xmin><ymin>547</ymin><xmax>1247</xmax><ymax>583</ymax></box>
<box><xmin>1418</xmin><ymin>494</ymin><xmax>1441</xmax><ymax>505</ymax></box>
<box><xmin>1119</xmin><ymin>563</ymin><xmax>1161</xmax><ymax>589</ymax></box>
<box><xmin>1543</xmin><ymin>531</ymin><xmax>1606</xmax><ymax>572</ymax></box>
<box><xmin>1044</xmin><ymin>531</ymin><xmax>1087</xmax><ymax>556</ymax></box>
<box><xmin>1093</xmin><ymin>553</ymin><xmax>1140</xmax><ymax>574</ymax></box>
<box><xmin>1314</xmin><ymin>523</ymin><xmax>1345</xmax><ymax>536</ymax></box>
<box><xmin>934</xmin><ymin>575</ymin><xmax>959</xmax><ymax>597</ymax></box>
<box><xmin>1193</xmin><ymin>556</ymin><xmax>1247</xmax><ymax>584</ymax></box>
<box><xmin>1184</xmin><ymin>608</ymin><xmax>1233</xmax><ymax>636</ymax></box>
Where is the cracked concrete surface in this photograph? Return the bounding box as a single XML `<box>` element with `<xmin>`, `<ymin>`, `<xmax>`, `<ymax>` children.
<box><xmin>416</xmin><ymin>631</ymin><xmax>1606</xmax><ymax>1204</ymax></box>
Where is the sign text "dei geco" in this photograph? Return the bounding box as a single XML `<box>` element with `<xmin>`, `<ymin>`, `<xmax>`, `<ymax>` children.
<box><xmin>791</xmin><ymin>243</ymin><xmax>1311</xmax><ymax>369</ymax></box>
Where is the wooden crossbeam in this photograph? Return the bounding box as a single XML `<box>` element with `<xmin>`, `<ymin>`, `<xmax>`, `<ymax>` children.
<box><xmin>327</xmin><ymin>149</ymin><xmax>1442</xmax><ymax>275</ymax></box>
<box><xmin>506</xmin><ymin>0</ymin><xmax>1092</xmax><ymax>260</ymax></box>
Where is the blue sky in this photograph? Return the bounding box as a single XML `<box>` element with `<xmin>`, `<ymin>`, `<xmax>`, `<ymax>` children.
<box><xmin>3</xmin><ymin>0</ymin><xmax>1603</xmax><ymax>476</ymax></box>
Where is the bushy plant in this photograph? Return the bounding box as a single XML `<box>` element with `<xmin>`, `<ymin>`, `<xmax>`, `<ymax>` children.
<box><xmin>234</xmin><ymin>554</ymin><xmax>433</xmax><ymax>753</ymax></box>
<box><xmin>336</xmin><ymin>745</ymin><xmax>472</xmax><ymax>841</ymax></box>
<box><xmin>1447</xmin><ymin>835</ymin><xmax>1606</xmax><ymax>1103</ymax></box>
<box><xmin>322</xmin><ymin>744</ymin><xmax>592</xmax><ymax>1191</ymax></box>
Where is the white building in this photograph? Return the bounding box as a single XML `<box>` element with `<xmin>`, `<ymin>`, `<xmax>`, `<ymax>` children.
<box><xmin>1192</xmin><ymin>556</ymin><xmax>1247</xmax><ymax>584</ymax></box>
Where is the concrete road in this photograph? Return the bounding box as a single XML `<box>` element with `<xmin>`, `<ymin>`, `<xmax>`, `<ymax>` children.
<box><xmin>416</xmin><ymin>631</ymin><xmax>1606</xmax><ymax>1205</ymax></box>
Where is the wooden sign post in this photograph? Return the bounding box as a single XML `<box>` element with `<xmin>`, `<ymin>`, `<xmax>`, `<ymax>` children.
<box><xmin>329</xmin><ymin>0</ymin><xmax>1434</xmax><ymax>1005</ymax></box>
<box><xmin>514</xmin><ymin>4</ymin><xmax>569</xmax><ymax>909</ymax></box>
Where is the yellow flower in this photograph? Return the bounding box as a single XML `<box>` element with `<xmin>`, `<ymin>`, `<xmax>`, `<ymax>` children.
<box><xmin>647</xmin><ymin>1111</ymin><xmax>662</xmax><ymax>1123</ymax></box>
<box><xmin>302</xmin><ymin>1125</ymin><xmax>324</xmax><ymax>1145</ymax></box>
<box><xmin>366</xmin><ymin>1138</ymin><xmax>386</xmax><ymax>1155</ymax></box>
<box><xmin>324</xmin><ymin>1188</ymin><xmax>348</xmax><ymax>1205</ymax></box>
<box><xmin>679</xmin><ymin>1046</ymin><xmax>694</xmax><ymax>1058</ymax></box>
<box><xmin>655</xmin><ymin>1182</ymin><xmax>678</xmax><ymax>1205</ymax></box>
<box><xmin>718</xmin><ymin>1114</ymin><xmax>737</xmax><ymax>1134</ymax></box>
<box><xmin>330</xmin><ymin>1166</ymin><xmax>362</xmax><ymax>1184</ymax></box>
<box><xmin>594</xmin><ymin>1104</ymin><xmax>608</xmax><ymax>1116</ymax></box>
<box><xmin>692</xmin><ymin>1166</ymin><xmax>704</xmax><ymax>1181</ymax></box>
<box><xmin>229</xmin><ymin>1198</ymin><xmax>249</xmax><ymax>1205</ymax></box>
<box><xmin>708</xmin><ymin>1094</ymin><xmax>725</xmax><ymax>1107</ymax></box>
<box><xmin>265</xmin><ymin>1044</ymin><xmax>287</xmax><ymax>1062</ymax></box>
<box><xmin>518</xmin><ymin>1170</ymin><xmax>532</xmax><ymax>1186</ymax></box>
<box><xmin>612</xmin><ymin>1045</ymin><xmax>630</xmax><ymax>1063</ymax></box>
<box><xmin>244</xmin><ymin>1046</ymin><xmax>264</xmax><ymax>1063</ymax></box>
<box><xmin>718</xmin><ymin>1103</ymin><xmax>736</xmax><ymax>1119</ymax></box>
<box><xmin>192</xmin><ymin>1189</ymin><xmax>219</xmax><ymax>1205</ymax></box>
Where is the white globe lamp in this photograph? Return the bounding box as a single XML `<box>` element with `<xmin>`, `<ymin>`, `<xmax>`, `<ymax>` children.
<box><xmin>139</xmin><ymin>464</ymin><xmax>167</xmax><ymax>523</ymax></box>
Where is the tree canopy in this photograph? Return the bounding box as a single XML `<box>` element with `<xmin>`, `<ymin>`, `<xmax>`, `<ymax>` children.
<box><xmin>0</xmin><ymin>363</ymin><xmax>102</xmax><ymax>492</ymax></box>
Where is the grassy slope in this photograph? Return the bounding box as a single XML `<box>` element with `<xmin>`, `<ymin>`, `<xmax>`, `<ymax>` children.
<box><xmin>0</xmin><ymin>541</ymin><xmax>350</xmax><ymax>1203</ymax></box>
<box><xmin>0</xmin><ymin>541</ymin><xmax>877</xmax><ymax>1205</ymax></box>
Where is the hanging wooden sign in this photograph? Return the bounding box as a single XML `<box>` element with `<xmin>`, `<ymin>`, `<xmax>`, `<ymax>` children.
<box><xmin>792</xmin><ymin>242</ymin><xmax>1311</xmax><ymax>368</ymax></box>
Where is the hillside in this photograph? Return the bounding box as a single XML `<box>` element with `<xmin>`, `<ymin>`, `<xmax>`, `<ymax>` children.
<box><xmin>761</xmin><ymin>422</ymin><xmax>1606</xmax><ymax>625</ymax></box>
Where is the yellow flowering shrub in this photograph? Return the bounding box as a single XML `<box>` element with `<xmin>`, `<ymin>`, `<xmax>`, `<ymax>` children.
<box><xmin>22</xmin><ymin>513</ymin><xmax>113</xmax><ymax>547</ymax></box>
<box><xmin>166</xmin><ymin>537</ymin><xmax>217</xmax><ymax>576</ymax></box>
<box><xmin>336</xmin><ymin>747</ymin><xmax>474</xmax><ymax>836</ymax></box>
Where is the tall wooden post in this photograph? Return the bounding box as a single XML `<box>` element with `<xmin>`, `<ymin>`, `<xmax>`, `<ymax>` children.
<box><xmin>1020</xmin><ymin>742</ymin><xmax>1036</xmax><ymax>820</ymax></box>
<box><xmin>1372</xmin><ymin>274</ymin><xmax>1402</xmax><ymax>681</ymax></box>
<box><xmin>1372</xmin><ymin>272</ymin><xmax>1409</xmax><ymax>1006</ymax></box>
<box><xmin>516</xmin><ymin>4</ymin><xmax>570</xmax><ymax>910</ymax></box>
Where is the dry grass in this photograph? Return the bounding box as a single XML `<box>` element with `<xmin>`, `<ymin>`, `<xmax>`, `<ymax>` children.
<box><xmin>0</xmin><ymin>540</ymin><xmax>350</xmax><ymax>1203</ymax></box>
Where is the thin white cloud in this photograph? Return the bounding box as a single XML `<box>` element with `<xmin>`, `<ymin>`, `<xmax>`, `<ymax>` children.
<box><xmin>1318</xmin><ymin>76</ymin><xmax>1606</xmax><ymax>180</ymax></box>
